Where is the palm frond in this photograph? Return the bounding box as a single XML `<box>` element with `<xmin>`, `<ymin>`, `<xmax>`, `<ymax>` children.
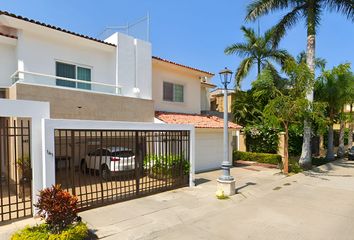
<box><xmin>246</xmin><ymin>0</ymin><xmax>298</xmax><ymax>21</ymax></box>
<box><xmin>271</xmin><ymin>4</ymin><xmax>305</xmax><ymax>48</ymax></box>
<box><xmin>324</xmin><ymin>0</ymin><xmax>354</xmax><ymax>21</ymax></box>
<box><xmin>235</xmin><ymin>57</ymin><xmax>255</xmax><ymax>87</ymax></box>
<box><xmin>224</xmin><ymin>43</ymin><xmax>252</xmax><ymax>58</ymax></box>
<box><xmin>296</xmin><ymin>51</ymin><xmax>327</xmax><ymax>70</ymax></box>
<box><xmin>240</xmin><ymin>26</ymin><xmax>258</xmax><ymax>44</ymax></box>
<box><xmin>267</xmin><ymin>49</ymin><xmax>294</xmax><ymax>66</ymax></box>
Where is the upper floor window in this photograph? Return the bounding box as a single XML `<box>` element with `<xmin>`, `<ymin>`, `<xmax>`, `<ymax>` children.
<box><xmin>163</xmin><ymin>82</ymin><xmax>184</xmax><ymax>102</ymax></box>
<box><xmin>56</xmin><ymin>62</ymin><xmax>91</xmax><ymax>90</ymax></box>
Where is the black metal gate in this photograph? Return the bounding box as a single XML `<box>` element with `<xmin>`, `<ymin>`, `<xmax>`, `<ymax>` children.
<box><xmin>54</xmin><ymin>129</ymin><xmax>190</xmax><ymax>210</ymax></box>
<box><xmin>0</xmin><ymin>118</ymin><xmax>32</xmax><ymax>222</ymax></box>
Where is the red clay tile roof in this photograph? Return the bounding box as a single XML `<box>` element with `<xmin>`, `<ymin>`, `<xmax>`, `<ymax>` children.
<box><xmin>155</xmin><ymin>111</ymin><xmax>242</xmax><ymax>129</ymax></box>
<box><xmin>0</xmin><ymin>32</ymin><xmax>17</xmax><ymax>39</ymax></box>
<box><xmin>152</xmin><ymin>56</ymin><xmax>214</xmax><ymax>76</ymax></box>
<box><xmin>0</xmin><ymin>10</ymin><xmax>115</xmax><ymax>47</ymax></box>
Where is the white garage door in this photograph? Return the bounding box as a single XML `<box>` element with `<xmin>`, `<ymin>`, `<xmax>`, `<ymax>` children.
<box><xmin>195</xmin><ymin>129</ymin><xmax>233</xmax><ymax>172</ymax></box>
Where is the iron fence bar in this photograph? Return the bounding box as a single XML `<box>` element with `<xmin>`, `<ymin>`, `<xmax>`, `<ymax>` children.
<box><xmin>13</xmin><ymin>120</ymin><xmax>19</xmax><ymax>219</ymax></box>
<box><xmin>78</xmin><ymin>130</ymin><xmax>83</xmax><ymax>209</ymax></box>
<box><xmin>99</xmin><ymin>131</ymin><xmax>104</xmax><ymax>204</ymax></box>
<box><xmin>20</xmin><ymin>120</ymin><xmax>26</xmax><ymax>216</ymax></box>
<box><xmin>135</xmin><ymin>131</ymin><xmax>140</xmax><ymax>195</ymax></box>
<box><xmin>27</xmin><ymin>120</ymin><xmax>32</xmax><ymax>217</ymax></box>
<box><xmin>65</xmin><ymin>130</ymin><xmax>69</xmax><ymax>193</ymax></box>
<box><xmin>0</xmin><ymin>119</ymin><xmax>4</xmax><ymax>221</ymax></box>
<box><xmin>70</xmin><ymin>131</ymin><xmax>76</xmax><ymax>196</ymax></box>
<box><xmin>5</xmin><ymin>120</ymin><xmax>11</xmax><ymax>220</ymax></box>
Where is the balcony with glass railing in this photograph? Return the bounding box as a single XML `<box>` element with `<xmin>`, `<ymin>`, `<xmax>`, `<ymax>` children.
<box><xmin>10</xmin><ymin>71</ymin><xmax>122</xmax><ymax>96</ymax></box>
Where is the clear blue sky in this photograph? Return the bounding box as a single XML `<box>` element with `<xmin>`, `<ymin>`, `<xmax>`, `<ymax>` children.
<box><xmin>1</xmin><ymin>0</ymin><xmax>353</xmax><ymax>89</ymax></box>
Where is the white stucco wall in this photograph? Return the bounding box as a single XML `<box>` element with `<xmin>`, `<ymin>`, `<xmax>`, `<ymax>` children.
<box><xmin>0</xmin><ymin>36</ymin><xmax>17</xmax><ymax>87</ymax></box>
<box><xmin>200</xmin><ymin>86</ymin><xmax>211</xmax><ymax>111</ymax></box>
<box><xmin>0</xmin><ymin>14</ymin><xmax>153</xmax><ymax>100</ymax></box>
<box><xmin>16</xmin><ymin>30</ymin><xmax>116</xmax><ymax>89</ymax></box>
<box><xmin>104</xmin><ymin>33</ymin><xmax>152</xmax><ymax>99</ymax></box>
<box><xmin>152</xmin><ymin>60</ymin><xmax>202</xmax><ymax>114</ymax></box>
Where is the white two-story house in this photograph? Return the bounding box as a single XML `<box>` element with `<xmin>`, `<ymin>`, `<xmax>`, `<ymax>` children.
<box><xmin>0</xmin><ymin>10</ymin><xmax>241</xmax><ymax>173</ymax></box>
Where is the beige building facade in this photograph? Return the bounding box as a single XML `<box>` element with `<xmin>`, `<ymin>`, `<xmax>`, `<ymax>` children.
<box><xmin>210</xmin><ymin>88</ymin><xmax>235</xmax><ymax>113</ymax></box>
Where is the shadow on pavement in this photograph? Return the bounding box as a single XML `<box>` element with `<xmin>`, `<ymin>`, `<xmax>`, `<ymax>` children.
<box><xmin>235</xmin><ymin>182</ymin><xmax>256</xmax><ymax>194</ymax></box>
<box><xmin>195</xmin><ymin>178</ymin><xmax>212</xmax><ymax>186</ymax></box>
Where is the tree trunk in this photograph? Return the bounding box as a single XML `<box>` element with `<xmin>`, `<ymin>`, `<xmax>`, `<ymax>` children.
<box><xmin>348</xmin><ymin>104</ymin><xmax>353</xmax><ymax>149</ymax></box>
<box><xmin>337</xmin><ymin>115</ymin><xmax>346</xmax><ymax>158</ymax></box>
<box><xmin>257</xmin><ymin>58</ymin><xmax>261</xmax><ymax>76</ymax></box>
<box><xmin>299</xmin><ymin>5</ymin><xmax>316</xmax><ymax>169</ymax></box>
<box><xmin>319</xmin><ymin>134</ymin><xmax>324</xmax><ymax>156</ymax></box>
<box><xmin>283</xmin><ymin>123</ymin><xmax>289</xmax><ymax>174</ymax></box>
<box><xmin>326</xmin><ymin>124</ymin><xmax>335</xmax><ymax>161</ymax></box>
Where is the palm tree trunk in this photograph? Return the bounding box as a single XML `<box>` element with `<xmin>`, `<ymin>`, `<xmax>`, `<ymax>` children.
<box><xmin>337</xmin><ymin>112</ymin><xmax>346</xmax><ymax>158</ymax></box>
<box><xmin>348</xmin><ymin>104</ymin><xmax>353</xmax><ymax>148</ymax></box>
<box><xmin>283</xmin><ymin>123</ymin><xmax>289</xmax><ymax>174</ymax></box>
<box><xmin>337</xmin><ymin>107</ymin><xmax>345</xmax><ymax>158</ymax></box>
<box><xmin>257</xmin><ymin>58</ymin><xmax>261</xmax><ymax>76</ymax></box>
<box><xmin>299</xmin><ymin>5</ymin><xmax>316</xmax><ymax>169</ymax></box>
<box><xmin>326</xmin><ymin>124</ymin><xmax>335</xmax><ymax>161</ymax></box>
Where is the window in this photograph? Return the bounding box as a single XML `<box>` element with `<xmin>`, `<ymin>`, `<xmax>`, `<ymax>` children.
<box><xmin>163</xmin><ymin>82</ymin><xmax>184</xmax><ymax>102</ymax></box>
<box><xmin>56</xmin><ymin>62</ymin><xmax>91</xmax><ymax>90</ymax></box>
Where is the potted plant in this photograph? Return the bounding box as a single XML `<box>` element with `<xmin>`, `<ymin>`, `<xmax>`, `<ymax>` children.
<box><xmin>17</xmin><ymin>156</ymin><xmax>32</xmax><ymax>183</ymax></box>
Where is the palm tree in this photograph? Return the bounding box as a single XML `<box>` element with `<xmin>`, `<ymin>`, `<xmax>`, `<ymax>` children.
<box><xmin>232</xmin><ymin>89</ymin><xmax>263</xmax><ymax>126</ymax></box>
<box><xmin>224</xmin><ymin>26</ymin><xmax>292</xmax><ymax>87</ymax></box>
<box><xmin>296</xmin><ymin>51</ymin><xmax>326</xmax><ymax>70</ymax></box>
<box><xmin>337</xmin><ymin>72</ymin><xmax>354</xmax><ymax>157</ymax></box>
<box><xmin>315</xmin><ymin>64</ymin><xmax>352</xmax><ymax>160</ymax></box>
<box><xmin>246</xmin><ymin>0</ymin><xmax>354</xmax><ymax>169</ymax></box>
<box><xmin>349</xmin><ymin>103</ymin><xmax>354</xmax><ymax>149</ymax></box>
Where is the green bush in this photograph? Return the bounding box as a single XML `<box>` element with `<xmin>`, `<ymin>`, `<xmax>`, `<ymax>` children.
<box><xmin>288</xmin><ymin>158</ymin><xmax>303</xmax><ymax>173</ymax></box>
<box><xmin>11</xmin><ymin>222</ymin><xmax>89</xmax><ymax>240</ymax></box>
<box><xmin>244</xmin><ymin>125</ymin><xmax>279</xmax><ymax>153</ymax></box>
<box><xmin>288</xmin><ymin>125</ymin><xmax>303</xmax><ymax>156</ymax></box>
<box><xmin>233</xmin><ymin>151</ymin><xmax>282</xmax><ymax>165</ymax></box>
<box><xmin>144</xmin><ymin>154</ymin><xmax>190</xmax><ymax>178</ymax></box>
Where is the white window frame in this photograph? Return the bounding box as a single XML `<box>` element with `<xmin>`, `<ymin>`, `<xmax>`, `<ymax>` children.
<box><xmin>55</xmin><ymin>60</ymin><xmax>93</xmax><ymax>89</ymax></box>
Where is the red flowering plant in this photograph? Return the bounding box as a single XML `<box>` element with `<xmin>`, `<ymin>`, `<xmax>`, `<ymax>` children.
<box><xmin>34</xmin><ymin>184</ymin><xmax>79</xmax><ymax>233</ymax></box>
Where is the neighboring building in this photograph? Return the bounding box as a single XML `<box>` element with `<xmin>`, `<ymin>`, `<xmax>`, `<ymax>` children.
<box><xmin>152</xmin><ymin>59</ymin><xmax>242</xmax><ymax>172</ymax></box>
<box><xmin>334</xmin><ymin>104</ymin><xmax>353</xmax><ymax>131</ymax></box>
<box><xmin>0</xmin><ymin>10</ymin><xmax>242</xmax><ymax>173</ymax></box>
<box><xmin>210</xmin><ymin>88</ymin><xmax>235</xmax><ymax>114</ymax></box>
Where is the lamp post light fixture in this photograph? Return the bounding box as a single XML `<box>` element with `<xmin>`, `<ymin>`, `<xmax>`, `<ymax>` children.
<box><xmin>216</xmin><ymin>67</ymin><xmax>235</xmax><ymax>196</ymax></box>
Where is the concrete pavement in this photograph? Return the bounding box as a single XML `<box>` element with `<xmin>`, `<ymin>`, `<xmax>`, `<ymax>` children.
<box><xmin>151</xmin><ymin>159</ymin><xmax>354</xmax><ymax>240</ymax></box>
<box><xmin>1</xmin><ymin>159</ymin><xmax>354</xmax><ymax>240</ymax></box>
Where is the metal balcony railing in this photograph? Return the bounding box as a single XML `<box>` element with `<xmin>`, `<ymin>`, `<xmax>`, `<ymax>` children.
<box><xmin>10</xmin><ymin>70</ymin><xmax>122</xmax><ymax>96</ymax></box>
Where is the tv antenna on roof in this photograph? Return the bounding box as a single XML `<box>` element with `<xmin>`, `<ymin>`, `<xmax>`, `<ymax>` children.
<box><xmin>96</xmin><ymin>13</ymin><xmax>150</xmax><ymax>41</ymax></box>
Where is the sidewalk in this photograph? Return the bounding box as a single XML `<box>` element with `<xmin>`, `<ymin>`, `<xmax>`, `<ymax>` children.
<box><xmin>0</xmin><ymin>164</ymin><xmax>283</xmax><ymax>239</ymax></box>
<box><xmin>151</xmin><ymin>159</ymin><xmax>354</xmax><ymax>240</ymax></box>
<box><xmin>2</xmin><ymin>160</ymin><xmax>354</xmax><ymax>240</ymax></box>
<box><xmin>79</xmin><ymin>164</ymin><xmax>285</xmax><ymax>239</ymax></box>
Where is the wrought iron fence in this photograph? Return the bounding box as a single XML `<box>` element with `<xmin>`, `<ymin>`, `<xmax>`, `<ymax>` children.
<box><xmin>54</xmin><ymin>129</ymin><xmax>190</xmax><ymax>210</ymax></box>
<box><xmin>0</xmin><ymin>118</ymin><xmax>32</xmax><ymax>222</ymax></box>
